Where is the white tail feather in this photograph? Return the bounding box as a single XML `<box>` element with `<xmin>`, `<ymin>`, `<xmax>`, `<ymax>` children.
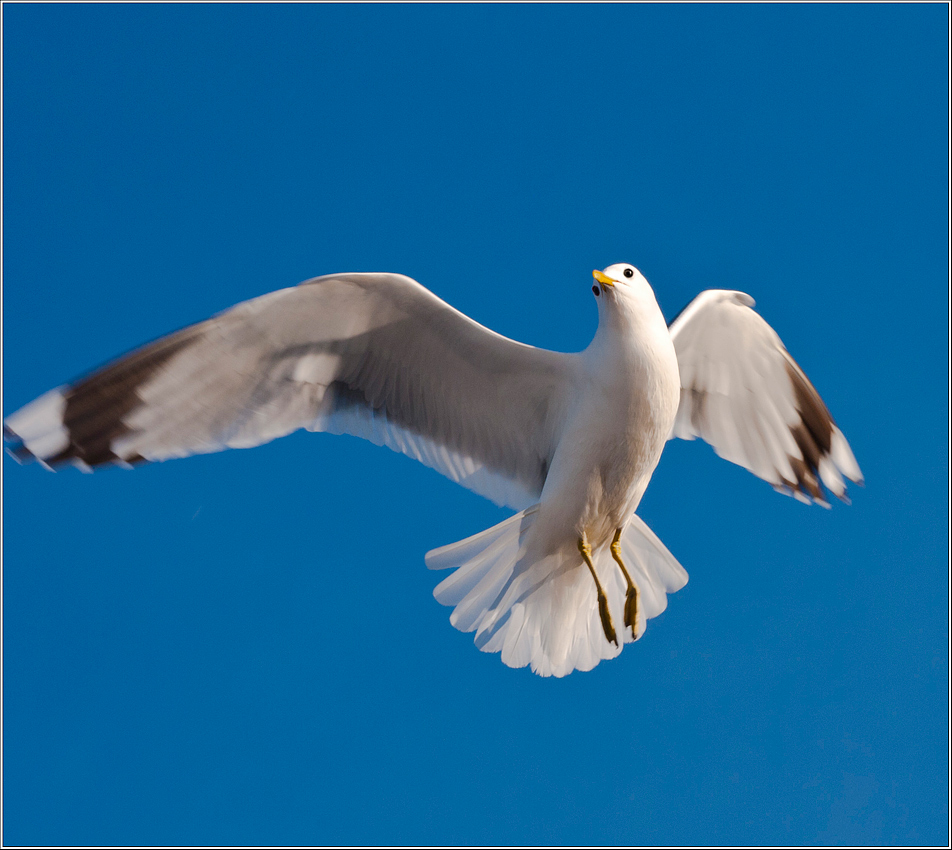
<box><xmin>427</xmin><ymin>508</ymin><xmax>689</xmax><ymax>677</ymax></box>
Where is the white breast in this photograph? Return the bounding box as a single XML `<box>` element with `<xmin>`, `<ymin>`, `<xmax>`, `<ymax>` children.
<box><xmin>533</xmin><ymin>291</ymin><xmax>680</xmax><ymax>550</ymax></box>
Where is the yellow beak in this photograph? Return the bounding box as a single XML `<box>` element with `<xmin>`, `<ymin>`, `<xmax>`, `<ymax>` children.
<box><xmin>592</xmin><ymin>269</ymin><xmax>614</xmax><ymax>287</ymax></box>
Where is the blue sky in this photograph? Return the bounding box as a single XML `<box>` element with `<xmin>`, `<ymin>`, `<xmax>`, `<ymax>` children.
<box><xmin>2</xmin><ymin>4</ymin><xmax>948</xmax><ymax>846</ymax></box>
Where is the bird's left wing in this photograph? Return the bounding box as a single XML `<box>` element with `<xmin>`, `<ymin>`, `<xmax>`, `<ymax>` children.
<box><xmin>668</xmin><ymin>289</ymin><xmax>862</xmax><ymax>505</ymax></box>
<box><xmin>4</xmin><ymin>273</ymin><xmax>579</xmax><ymax>511</ymax></box>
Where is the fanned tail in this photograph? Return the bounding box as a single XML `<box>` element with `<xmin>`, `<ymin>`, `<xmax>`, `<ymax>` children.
<box><xmin>426</xmin><ymin>509</ymin><xmax>689</xmax><ymax>677</ymax></box>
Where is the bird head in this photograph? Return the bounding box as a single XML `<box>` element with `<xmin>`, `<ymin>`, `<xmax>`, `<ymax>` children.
<box><xmin>590</xmin><ymin>264</ymin><xmax>668</xmax><ymax>336</ymax></box>
<box><xmin>591</xmin><ymin>263</ymin><xmax>654</xmax><ymax>302</ymax></box>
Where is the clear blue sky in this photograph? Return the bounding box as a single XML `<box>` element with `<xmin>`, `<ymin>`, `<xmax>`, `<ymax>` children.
<box><xmin>3</xmin><ymin>4</ymin><xmax>948</xmax><ymax>846</ymax></box>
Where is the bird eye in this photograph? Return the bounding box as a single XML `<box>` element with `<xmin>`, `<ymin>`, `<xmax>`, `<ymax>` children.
<box><xmin>623</xmin><ymin>268</ymin><xmax>634</xmax><ymax>278</ymax></box>
<box><xmin>592</xmin><ymin>285</ymin><xmax>600</xmax><ymax>296</ymax></box>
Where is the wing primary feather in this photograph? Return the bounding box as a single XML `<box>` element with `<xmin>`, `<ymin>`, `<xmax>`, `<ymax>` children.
<box><xmin>669</xmin><ymin>288</ymin><xmax>861</xmax><ymax>506</ymax></box>
<box><xmin>51</xmin><ymin>324</ymin><xmax>208</xmax><ymax>466</ymax></box>
<box><xmin>783</xmin><ymin>354</ymin><xmax>833</xmax><ymax>455</ymax></box>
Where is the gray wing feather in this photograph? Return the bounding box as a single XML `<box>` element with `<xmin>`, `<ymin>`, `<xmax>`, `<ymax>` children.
<box><xmin>668</xmin><ymin>289</ymin><xmax>862</xmax><ymax>505</ymax></box>
<box><xmin>4</xmin><ymin>273</ymin><xmax>578</xmax><ymax>510</ymax></box>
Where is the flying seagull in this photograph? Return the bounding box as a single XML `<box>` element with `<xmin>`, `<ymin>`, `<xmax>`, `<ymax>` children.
<box><xmin>4</xmin><ymin>265</ymin><xmax>862</xmax><ymax>677</ymax></box>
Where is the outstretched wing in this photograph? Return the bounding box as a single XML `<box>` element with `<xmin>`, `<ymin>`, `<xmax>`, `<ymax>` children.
<box><xmin>668</xmin><ymin>289</ymin><xmax>863</xmax><ymax>506</ymax></box>
<box><xmin>4</xmin><ymin>273</ymin><xmax>579</xmax><ymax>511</ymax></box>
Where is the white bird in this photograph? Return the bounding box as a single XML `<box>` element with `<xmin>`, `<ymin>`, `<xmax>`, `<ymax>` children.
<box><xmin>4</xmin><ymin>264</ymin><xmax>863</xmax><ymax>677</ymax></box>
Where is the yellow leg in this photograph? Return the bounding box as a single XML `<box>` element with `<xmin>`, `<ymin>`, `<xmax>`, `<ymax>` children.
<box><xmin>578</xmin><ymin>534</ymin><xmax>618</xmax><ymax>647</ymax></box>
<box><xmin>610</xmin><ymin>529</ymin><xmax>641</xmax><ymax>640</ymax></box>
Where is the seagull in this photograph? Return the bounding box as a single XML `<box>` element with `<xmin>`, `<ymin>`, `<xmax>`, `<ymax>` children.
<box><xmin>4</xmin><ymin>265</ymin><xmax>862</xmax><ymax>677</ymax></box>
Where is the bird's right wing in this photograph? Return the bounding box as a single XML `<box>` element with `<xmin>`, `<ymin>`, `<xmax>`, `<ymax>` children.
<box><xmin>4</xmin><ymin>273</ymin><xmax>580</xmax><ymax>511</ymax></box>
<box><xmin>668</xmin><ymin>289</ymin><xmax>862</xmax><ymax>505</ymax></box>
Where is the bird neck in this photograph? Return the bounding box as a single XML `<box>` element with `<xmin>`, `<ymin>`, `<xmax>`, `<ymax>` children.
<box><xmin>591</xmin><ymin>293</ymin><xmax>670</xmax><ymax>360</ymax></box>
